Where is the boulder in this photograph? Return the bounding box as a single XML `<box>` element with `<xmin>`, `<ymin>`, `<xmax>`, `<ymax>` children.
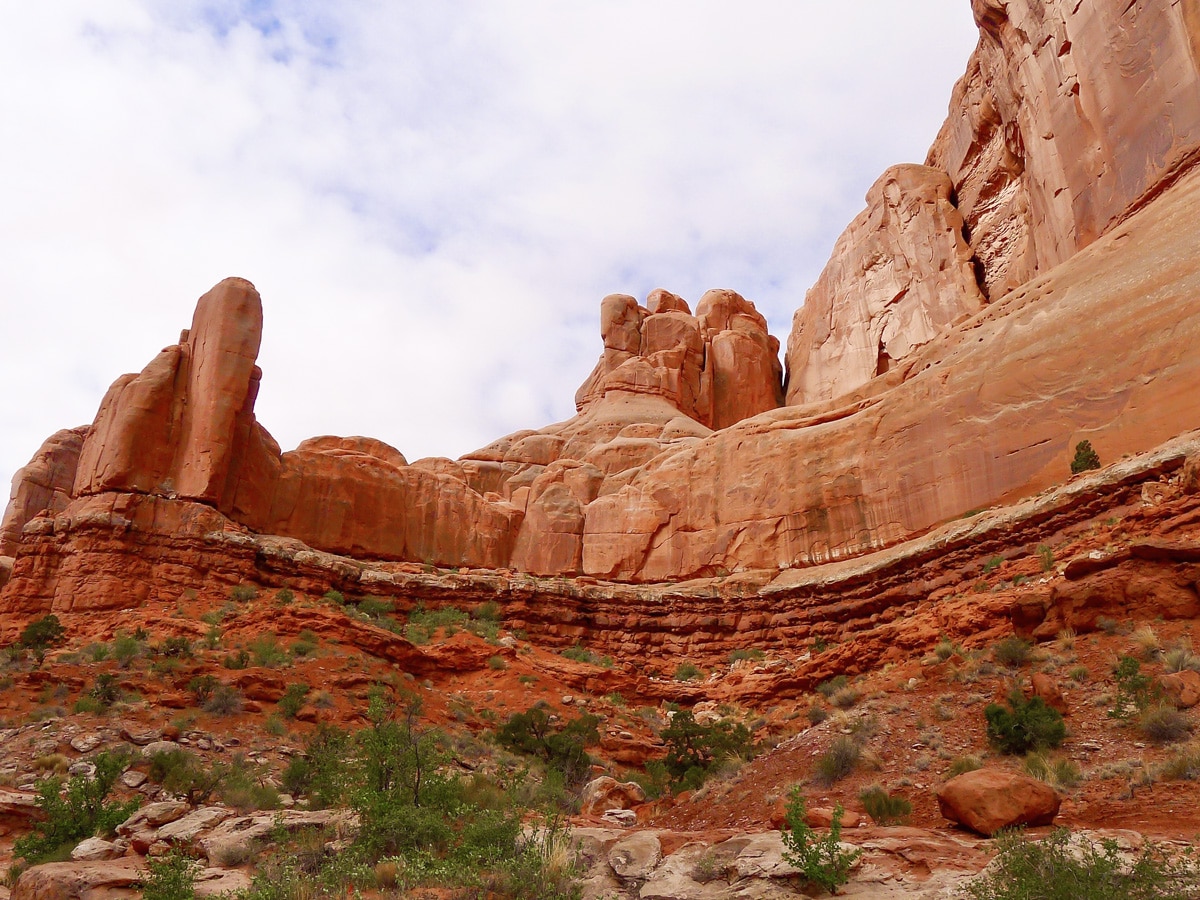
<box><xmin>70</xmin><ymin>837</ymin><xmax>123</xmax><ymax>861</ymax></box>
<box><xmin>1161</xmin><ymin>670</ymin><xmax>1200</xmax><ymax>709</ymax></box>
<box><xmin>12</xmin><ymin>859</ymin><xmax>146</xmax><ymax>900</ymax></box>
<box><xmin>938</xmin><ymin>769</ymin><xmax>1060</xmax><ymax>836</ymax></box>
<box><xmin>580</xmin><ymin>776</ymin><xmax>647</xmax><ymax>817</ymax></box>
<box><xmin>608</xmin><ymin>830</ymin><xmax>663</xmax><ymax>880</ymax></box>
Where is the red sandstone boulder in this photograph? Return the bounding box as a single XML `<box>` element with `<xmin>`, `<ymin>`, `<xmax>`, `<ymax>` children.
<box><xmin>1161</xmin><ymin>671</ymin><xmax>1200</xmax><ymax>710</ymax></box>
<box><xmin>1030</xmin><ymin>673</ymin><xmax>1068</xmax><ymax>715</ymax></box>
<box><xmin>938</xmin><ymin>769</ymin><xmax>1060</xmax><ymax>836</ymax></box>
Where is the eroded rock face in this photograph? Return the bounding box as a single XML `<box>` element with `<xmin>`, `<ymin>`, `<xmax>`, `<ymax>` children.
<box><xmin>785</xmin><ymin>165</ymin><xmax>985</xmax><ymax>407</ymax></box>
<box><xmin>927</xmin><ymin>0</ymin><xmax>1200</xmax><ymax>300</ymax></box>
<box><xmin>0</xmin><ymin>427</ymin><xmax>87</xmax><ymax>557</ymax></box>
<box><xmin>576</xmin><ymin>289</ymin><xmax>783</xmax><ymax>430</ymax></box>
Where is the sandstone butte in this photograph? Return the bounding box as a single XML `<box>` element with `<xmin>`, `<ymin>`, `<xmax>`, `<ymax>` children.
<box><xmin>3</xmin><ymin>0</ymin><xmax>1200</xmax><ymax>620</ymax></box>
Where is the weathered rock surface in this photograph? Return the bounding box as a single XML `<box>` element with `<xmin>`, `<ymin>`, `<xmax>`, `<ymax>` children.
<box><xmin>575</xmin><ymin>289</ymin><xmax>783</xmax><ymax>432</ymax></box>
<box><xmin>785</xmin><ymin>165</ymin><xmax>985</xmax><ymax>406</ymax></box>
<box><xmin>0</xmin><ymin>427</ymin><xmax>86</xmax><ymax>558</ymax></box>
<box><xmin>938</xmin><ymin>769</ymin><xmax>1060</xmax><ymax>836</ymax></box>
<box><xmin>580</xmin><ymin>776</ymin><xmax>648</xmax><ymax>817</ymax></box>
<box><xmin>927</xmin><ymin>0</ymin><xmax>1200</xmax><ymax>301</ymax></box>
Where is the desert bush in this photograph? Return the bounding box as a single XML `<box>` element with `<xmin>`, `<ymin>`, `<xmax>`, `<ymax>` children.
<box><xmin>674</xmin><ymin>662</ymin><xmax>703</xmax><ymax>682</ymax></box>
<box><xmin>946</xmin><ymin>755</ymin><xmax>983</xmax><ymax>778</ymax></box>
<box><xmin>148</xmin><ymin>748</ymin><xmax>227</xmax><ymax>805</ymax></box>
<box><xmin>275</xmin><ymin>588</ymin><xmax>295</xmax><ymax>603</ymax></box>
<box><xmin>157</xmin><ymin>635</ymin><xmax>192</xmax><ymax>659</ymax></box>
<box><xmin>141</xmin><ymin>850</ymin><xmax>198</xmax><ymax>900</ymax></box>
<box><xmin>992</xmin><ymin>636</ymin><xmax>1033</xmax><ymax>668</ymax></box>
<box><xmin>496</xmin><ymin>703</ymin><xmax>600</xmax><ymax>788</ymax></box>
<box><xmin>1163</xmin><ymin>646</ymin><xmax>1199</xmax><ymax>674</ymax></box>
<box><xmin>1037</xmin><ymin>544</ymin><xmax>1055</xmax><ymax>572</ymax></box>
<box><xmin>814</xmin><ymin>735</ymin><xmax>861</xmax><ymax>786</ymax></box>
<box><xmin>19</xmin><ymin>615</ymin><xmax>66</xmax><ymax>653</ymax></box>
<box><xmin>781</xmin><ymin>789</ymin><xmax>861</xmax><ymax>895</ymax></box>
<box><xmin>277</xmin><ymin>683</ymin><xmax>310</xmax><ymax>719</ymax></box>
<box><xmin>87</xmin><ymin>673</ymin><xmax>122</xmax><ymax>710</ymax></box>
<box><xmin>1110</xmin><ymin>655</ymin><xmax>1162</xmax><ymax>720</ymax></box>
<box><xmin>1140</xmin><ymin>705</ymin><xmax>1192</xmax><ymax>744</ymax></box>
<box><xmin>983</xmin><ymin>556</ymin><xmax>1004</xmax><ymax>574</ymax></box>
<box><xmin>487</xmin><ymin>655</ymin><xmax>507</xmax><ymax>670</ymax></box>
<box><xmin>187</xmin><ymin>675</ymin><xmax>219</xmax><ymax>706</ymax></box>
<box><xmin>729</xmin><ymin>648</ymin><xmax>766</xmax><ymax>663</ymax></box>
<box><xmin>934</xmin><ymin>638</ymin><xmax>957</xmax><ymax>662</ymax></box>
<box><xmin>1022</xmin><ymin>751</ymin><xmax>1082</xmax><ymax>789</ymax></box>
<box><xmin>1070</xmin><ymin>440</ymin><xmax>1102</xmax><ymax>475</ymax></box>
<box><xmin>829</xmin><ymin>686</ymin><xmax>861</xmax><ymax>709</ymax></box>
<box><xmin>806</xmin><ymin>703</ymin><xmax>829</xmax><ymax>726</ymax></box>
<box><xmin>13</xmin><ymin>751</ymin><xmax>138</xmax><ymax>864</ymax></box>
<box><xmin>282</xmin><ymin>725</ymin><xmax>353</xmax><ymax>808</ymax></box>
<box><xmin>859</xmin><ymin>785</ymin><xmax>912</xmax><ymax>825</ymax></box>
<box><xmin>202</xmin><ymin>683</ymin><xmax>244</xmax><ymax>716</ymax></box>
<box><xmin>984</xmin><ymin>690</ymin><xmax>1065</xmax><ymax>755</ymax></box>
<box><xmin>323</xmin><ymin>589</ymin><xmax>345</xmax><ymax>604</ymax></box>
<box><xmin>249</xmin><ymin>634</ymin><xmax>289</xmax><ymax>668</ymax></box>
<box><xmin>559</xmin><ymin>644</ymin><xmax>611</xmax><ymax>667</ymax></box>
<box><xmin>230</xmin><ymin>584</ymin><xmax>258</xmax><ymax>602</ymax></box>
<box><xmin>222</xmin><ymin>649</ymin><xmax>250</xmax><ymax>670</ymax></box>
<box><xmin>1157</xmin><ymin>744</ymin><xmax>1200</xmax><ymax>781</ymax></box>
<box><xmin>1132</xmin><ymin>626</ymin><xmax>1163</xmax><ymax>661</ymax></box>
<box><xmin>658</xmin><ymin>710</ymin><xmax>756</xmax><ymax>792</ymax></box>
<box><xmin>964</xmin><ymin>828</ymin><xmax>1198</xmax><ymax>900</ymax></box>
<box><xmin>815</xmin><ymin>675</ymin><xmax>849</xmax><ymax>699</ymax></box>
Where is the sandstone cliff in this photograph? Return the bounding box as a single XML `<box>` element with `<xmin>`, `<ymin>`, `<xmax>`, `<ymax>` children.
<box><xmin>3</xmin><ymin>0</ymin><xmax>1200</xmax><ymax>594</ymax></box>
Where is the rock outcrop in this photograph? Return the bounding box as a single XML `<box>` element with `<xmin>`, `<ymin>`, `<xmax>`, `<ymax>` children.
<box><xmin>784</xmin><ymin>165</ymin><xmax>985</xmax><ymax>406</ymax></box>
<box><xmin>3</xmin><ymin>0</ymin><xmax>1200</xmax><ymax>598</ymax></box>
<box><xmin>928</xmin><ymin>0</ymin><xmax>1200</xmax><ymax>301</ymax></box>
<box><xmin>576</xmin><ymin>289</ymin><xmax>783</xmax><ymax>430</ymax></box>
<box><xmin>0</xmin><ymin>427</ymin><xmax>86</xmax><ymax>557</ymax></box>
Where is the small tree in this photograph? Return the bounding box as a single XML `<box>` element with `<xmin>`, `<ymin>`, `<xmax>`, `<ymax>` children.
<box><xmin>13</xmin><ymin>751</ymin><xmax>138</xmax><ymax>863</ymax></box>
<box><xmin>984</xmin><ymin>690</ymin><xmax>1066</xmax><ymax>755</ymax></box>
<box><xmin>1071</xmin><ymin>440</ymin><xmax>1101</xmax><ymax>475</ymax></box>
<box><xmin>781</xmin><ymin>788</ymin><xmax>861</xmax><ymax>895</ymax></box>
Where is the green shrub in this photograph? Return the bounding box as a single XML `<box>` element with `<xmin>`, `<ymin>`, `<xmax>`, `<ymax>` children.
<box><xmin>659</xmin><ymin>710</ymin><xmax>756</xmax><ymax>792</ymax></box>
<box><xmin>88</xmin><ymin>673</ymin><xmax>122</xmax><ymax>710</ymax></box>
<box><xmin>965</xmin><ymin>828</ymin><xmax>1198</xmax><ymax>900</ymax></box>
<box><xmin>496</xmin><ymin>704</ymin><xmax>600</xmax><ymax>788</ymax></box>
<box><xmin>148</xmin><ymin>748</ymin><xmax>227</xmax><ymax>806</ymax></box>
<box><xmin>992</xmin><ymin>636</ymin><xmax>1033</xmax><ymax>668</ymax></box>
<box><xmin>1111</xmin><ymin>655</ymin><xmax>1161</xmax><ymax>720</ymax></box>
<box><xmin>487</xmin><ymin>655</ymin><xmax>507</xmax><ymax>671</ymax></box>
<box><xmin>983</xmin><ymin>556</ymin><xmax>1004</xmax><ymax>574</ymax></box>
<box><xmin>158</xmin><ymin>635</ymin><xmax>193</xmax><ymax>659</ymax></box>
<box><xmin>249</xmin><ymin>634</ymin><xmax>289</xmax><ymax>668</ymax></box>
<box><xmin>13</xmin><ymin>751</ymin><xmax>138</xmax><ymax>864</ymax></box>
<box><xmin>188</xmin><ymin>675</ymin><xmax>219</xmax><ymax>706</ymax></box>
<box><xmin>275</xmin><ymin>588</ymin><xmax>295</xmax><ymax>604</ymax></box>
<box><xmin>559</xmin><ymin>644</ymin><xmax>610</xmax><ymax>667</ymax></box>
<box><xmin>141</xmin><ymin>850</ymin><xmax>198</xmax><ymax>900</ymax></box>
<box><xmin>814</xmin><ymin>735</ymin><xmax>861</xmax><ymax>786</ymax></box>
<box><xmin>984</xmin><ymin>690</ymin><xmax>1065</xmax><ymax>755</ymax></box>
<box><xmin>110</xmin><ymin>633</ymin><xmax>140</xmax><ymax>668</ymax></box>
<box><xmin>806</xmin><ymin>703</ymin><xmax>829</xmax><ymax>725</ymax></box>
<box><xmin>858</xmin><ymin>785</ymin><xmax>912</xmax><ymax>825</ymax></box>
<box><xmin>781</xmin><ymin>789</ymin><xmax>861</xmax><ymax>895</ymax></box>
<box><xmin>1070</xmin><ymin>440</ymin><xmax>1101</xmax><ymax>475</ymax></box>
<box><xmin>19</xmin><ymin>614</ymin><xmax>66</xmax><ymax>652</ymax></box>
<box><xmin>674</xmin><ymin>662</ymin><xmax>703</xmax><ymax>682</ymax></box>
<box><xmin>816</xmin><ymin>675</ymin><xmax>848</xmax><ymax>699</ymax></box>
<box><xmin>277</xmin><ymin>683</ymin><xmax>310</xmax><ymax>720</ymax></box>
<box><xmin>231</xmin><ymin>584</ymin><xmax>259</xmax><ymax>602</ymax></box>
<box><xmin>222</xmin><ymin>649</ymin><xmax>250</xmax><ymax>670</ymax></box>
<box><xmin>282</xmin><ymin>725</ymin><xmax>353</xmax><ymax>808</ymax></box>
<box><xmin>1037</xmin><ymin>545</ymin><xmax>1055</xmax><ymax>573</ymax></box>
<box><xmin>323</xmin><ymin>589</ymin><xmax>345</xmax><ymax>605</ymax></box>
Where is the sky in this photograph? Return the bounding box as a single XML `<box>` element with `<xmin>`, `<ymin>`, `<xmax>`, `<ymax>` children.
<box><xmin>0</xmin><ymin>2</ymin><xmax>980</xmax><ymax>496</ymax></box>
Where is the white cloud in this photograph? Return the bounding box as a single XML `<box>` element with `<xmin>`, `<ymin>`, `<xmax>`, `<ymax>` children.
<box><xmin>0</xmin><ymin>1</ymin><xmax>978</xmax><ymax>493</ymax></box>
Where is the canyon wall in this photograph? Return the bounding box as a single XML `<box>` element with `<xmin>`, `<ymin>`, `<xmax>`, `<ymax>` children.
<box><xmin>3</xmin><ymin>0</ymin><xmax>1200</xmax><ymax>602</ymax></box>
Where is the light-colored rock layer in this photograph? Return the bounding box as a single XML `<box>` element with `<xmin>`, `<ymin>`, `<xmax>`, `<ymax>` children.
<box><xmin>785</xmin><ymin>165</ymin><xmax>985</xmax><ymax>406</ymax></box>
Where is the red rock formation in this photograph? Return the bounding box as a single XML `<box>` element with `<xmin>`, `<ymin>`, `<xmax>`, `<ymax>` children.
<box><xmin>784</xmin><ymin>165</ymin><xmax>985</xmax><ymax>406</ymax></box>
<box><xmin>581</xmin><ymin>166</ymin><xmax>1200</xmax><ymax>580</ymax></box>
<box><xmin>0</xmin><ymin>427</ymin><xmax>86</xmax><ymax>557</ymax></box>
<box><xmin>928</xmin><ymin>0</ymin><xmax>1200</xmax><ymax>299</ymax></box>
<box><xmin>575</xmin><ymin>289</ymin><xmax>783</xmax><ymax>430</ymax></box>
